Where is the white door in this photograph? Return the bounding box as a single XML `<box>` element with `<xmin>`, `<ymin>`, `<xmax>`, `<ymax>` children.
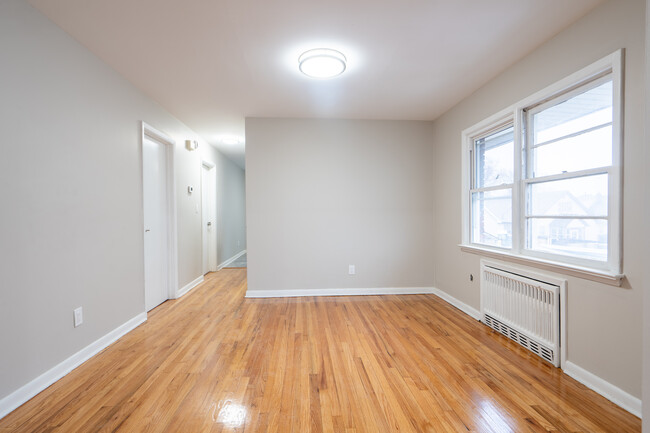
<box><xmin>201</xmin><ymin>162</ymin><xmax>216</xmax><ymax>274</ymax></box>
<box><xmin>143</xmin><ymin>136</ymin><xmax>169</xmax><ymax>311</ymax></box>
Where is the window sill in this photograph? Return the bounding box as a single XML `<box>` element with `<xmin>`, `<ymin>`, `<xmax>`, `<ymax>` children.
<box><xmin>458</xmin><ymin>244</ymin><xmax>624</xmax><ymax>287</ymax></box>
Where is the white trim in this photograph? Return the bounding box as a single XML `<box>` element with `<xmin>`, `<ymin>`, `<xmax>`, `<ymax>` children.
<box><xmin>0</xmin><ymin>313</ymin><xmax>146</xmax><ymax>421</ymax></box>
<box><xmin>174</xmin><ymin>275</ymin><xmax>204</xmax><ymax>299</ymax></box>
<box><xmin>141</xmin><ymin>121</ymin><xmax>179</xmax><ymax>301</ymax></box>
<box><xmin>563</xmin><ymin>361</ymin><xmax>642</xmax><ymax>418</ymax></box>
<box><xmin>244</xmin><ymin>286</ymin><xmax>481</xmax><ymax>321</ymax></box>
<box><xmin>430</xmin><ymin>287</ymin><xmax>482</xmax><ymax>320</ymax></box>
<box><xmin>460</xmin><ymin>244</ymin><xmax>623</xmax><ymax>286</ymax></box>
<box><xmin>245</xmin><ymin>287</ymin><xmax>435</xmax><ymax>298</ymax></box>
<box><xmin>217</xmin><ymin>249</ymin><xmax>247</xmax><ymax>270</ymax></box>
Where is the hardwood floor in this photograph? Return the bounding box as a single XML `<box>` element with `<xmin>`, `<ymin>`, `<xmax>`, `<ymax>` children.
<box><xmin>0</xmin><ymin>269</ymin><xmax>640</xmax><ymax>432</ymax></box>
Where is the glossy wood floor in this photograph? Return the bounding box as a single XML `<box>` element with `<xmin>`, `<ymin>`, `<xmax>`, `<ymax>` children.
<box><xmin>0</xmin><ymin>269</ymin><xmax>641</xmax><ymax>432</ymax></box>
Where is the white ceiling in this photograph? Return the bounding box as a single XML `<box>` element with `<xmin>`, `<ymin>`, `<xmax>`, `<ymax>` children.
<box><xmin>27</xmin><ymin>0</ymin><xmax>603</xmax><ymax>168</ymax></box>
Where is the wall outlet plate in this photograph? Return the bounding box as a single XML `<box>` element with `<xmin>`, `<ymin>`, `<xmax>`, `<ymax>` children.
<box><xmin>348</xmin><ymin>265</ymin><xmax>356</xmax><ymax>275</ymax></box>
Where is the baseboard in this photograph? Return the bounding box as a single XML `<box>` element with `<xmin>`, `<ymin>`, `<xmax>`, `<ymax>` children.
<box><xmin>174</xmin><ymin>275</ymin><xmax>204</xmax><ymax>299</ymax></box>
<box><xmin>563</xmin><ymin>361</ymin><xmax>642</xmax><ymax>418</ymax></box>
<box><xmin>217</xmin><ymin>249</ymin><xmax>246</xmax><ymax>270</ymax></box>
<box><xmin>430</xmin><ymin>287</ymin><xmax>482</xmax><ymax>320</ymax></box>
<box><xmin>431</xmin><ymin>290</ymin><xmax>641</xmax><ymax>419</ymax></box>
<box><xmin>0</xmin><ymin>312</ymin><xmax>147</xmax><ymax>421</ymax></box>
<box><xmin>245</xmin><ymin>287</ymin><xmax>435</xmax><ymax>298</ymax></box>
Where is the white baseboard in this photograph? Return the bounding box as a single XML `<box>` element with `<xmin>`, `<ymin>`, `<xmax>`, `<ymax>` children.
<box><xmin>0</xmin><ymin>312</ymin><xmax>146</xmax><ymax>421</ymax></box>
<box><xmin>397</xmin><ymin>288</ymin><xmax>643</xmax><ymax>418</ymax></box>
<box><xmin>245</xmin><ymin>287</ymin><xmax>435</xmax><ymax>298</ymax></box>
<box><xmin>174</xmin><ymin>275</ymin><xmax>204</xmax><ymax>299</ymax></box>
<box><xmin>430</xmin><ymin>287</ymin><xmax>482</xmax><ymax>320</ymax></box>
<box><xmin>217</xmin><ymin>249</ymin><xmax>247</xmax><ymax>270</ymax></box>
<box><xmin>563</xmin><ymin>361</ymin><xmax>642</xmax><ymax>418</ymax></box>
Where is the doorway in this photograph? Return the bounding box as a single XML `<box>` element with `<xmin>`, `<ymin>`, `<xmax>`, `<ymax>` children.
<box><xmin>201</xmin><ymin>160</ymin><xmax>217</xmax><ymax>275</ymax></box>
<box><xmin>142</xmin><ymin>123</ymin><xmax>177</xmax><ymax>311</ymax></box>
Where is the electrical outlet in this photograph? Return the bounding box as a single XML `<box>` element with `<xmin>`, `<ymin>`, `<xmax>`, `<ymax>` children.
<box><xmin>73</xmin><ymin>307</ymin><xmax>83</xmax><ymax>328</ymax></box>
<box><xmin>469</xmin><ymin>274</ymin><xmax>474</xmax><ymax>282</ymax></box>
<box><xmin>348</xmin><ymin>265</ymin><xmax>356</xmax><ymax>275</ymax></box>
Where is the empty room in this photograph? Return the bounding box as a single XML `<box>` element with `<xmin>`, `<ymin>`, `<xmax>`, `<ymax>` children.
<box><xmin>0</xmin><ymin>0</ymin><xmax>649</xmax><ymax>432</ymax></box>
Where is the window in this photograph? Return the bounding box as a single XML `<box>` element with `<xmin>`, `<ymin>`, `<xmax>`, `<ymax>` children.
<box><xmin>470</xmin><ymin>125</ymin><xmax>514</xmax><ymax>248</ymax></box>
<box><xmin>462</xmin><ymin>51</ymin><xmax>622</xmax><ymax>275</ymax></box>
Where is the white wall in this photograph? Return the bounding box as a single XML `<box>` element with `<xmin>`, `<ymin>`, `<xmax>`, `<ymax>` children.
<box><xmin>245</xmin><ymin>118</ymin><xmax>434</xmax><ymax>293</ymax></box>
<box><xmin>432</xmin><ymin>0</ymin><xmax>644</xmax><ymax>404</ymax></box>
<box><xmin>0</xmin><ymin>0</ymin><xmax>219</xmax><ymax>402</ymax></box>
<box><xmin>200</xmin><ymin>145</ymin><xmax>247</xmax><ymax>266</ymax></box>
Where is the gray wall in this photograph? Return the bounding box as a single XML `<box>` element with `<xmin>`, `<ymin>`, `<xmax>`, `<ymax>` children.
<box><xmin>0</xmin><ymin>0</ymin><xmax>227</xmax><ymax>401</ymax></box>
<box><xmin>201</xmin><ymin>146</ymin><xmax>247</xmax><ymax>266</ymax></box>
<box><xmin>431</xmin><ymin>0</ymin><xmax>645</xmax><ymax>399</ymax></box>
<box><xmin>643</xmin><ymin>0</ymin><xmax>650</xmax><ymax>426</ymax></box>
<box><xmin>245</xmin><ymin>118</ymin><xmax>434</xmax><ymax>292</ymax></box>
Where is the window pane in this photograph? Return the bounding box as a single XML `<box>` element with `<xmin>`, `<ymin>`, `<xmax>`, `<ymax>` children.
<box><xmin>528</xmin><ymin>218</ymin><xmax>607</xmax><ymax>261</ymax></box>
<box><xmin>529</xmin><ymin>174</ymin><xmax>608</xmax><ymax>217</ymax></box>
<box><xmin>474</xmin><ymin>126</ymin><xmax>514</xmax><ymax>188</ymax></box>
<box><xmin>472</xmin><ymin>189</ymin><xmax>512</xmax><ymax>248</ymax></box>
<box><xmin>531</xmin><ymin>125</ymin><xmax>612</xmax><ymax>177</ymax></box>
<box><xmin>533</xmin><ymin>80</ymin><xmax>612</xmax><ymax>145</ymax></box>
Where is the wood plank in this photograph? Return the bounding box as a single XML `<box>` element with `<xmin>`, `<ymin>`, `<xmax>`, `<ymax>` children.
<box><xmin>0</xmin><ymin>269</ymin><xmax>640</xmax><ymax>432</ymax></box>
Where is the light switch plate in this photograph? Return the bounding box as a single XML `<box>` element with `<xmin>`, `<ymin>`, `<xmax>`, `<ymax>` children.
<box><xmin>74</xmin><ymin>307</ymin><xmax>83</xmax><ymax>327</ymax></box>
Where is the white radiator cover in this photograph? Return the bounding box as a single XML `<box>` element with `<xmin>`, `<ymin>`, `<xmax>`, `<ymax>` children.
<box><xmin>480</xmin><ymin>260</ymin><xmax>566</xmax><ymax>367</ymax></box>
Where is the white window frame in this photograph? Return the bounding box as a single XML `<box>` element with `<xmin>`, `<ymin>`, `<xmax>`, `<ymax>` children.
<box><xmin>468</xmin><ymin>120</ymin><xmax>516</xmax><ymax>249</ymax></box>
<box><xmin>460</xmin><ymin>50</ymin><xmax>623</xmax><ymax>285</ymax></box>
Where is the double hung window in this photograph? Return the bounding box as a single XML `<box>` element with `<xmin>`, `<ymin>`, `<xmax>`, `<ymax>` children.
<box><xmin>463</xmin><ymin>51</ymin><xmax>622</xmax><ymax>275</ymax></box>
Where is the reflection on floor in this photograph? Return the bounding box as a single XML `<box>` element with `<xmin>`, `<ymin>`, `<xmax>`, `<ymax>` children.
<box><xmin>226</xmin><ymin>252</ymin><xmax>246</xmax><ymax>268</ymax></box>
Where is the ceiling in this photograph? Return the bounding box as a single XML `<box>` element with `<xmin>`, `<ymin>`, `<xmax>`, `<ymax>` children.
<box><xmin>27</xmin><ymin>0</ymin><xmax>604</xmax><ymax>168</ymax></box>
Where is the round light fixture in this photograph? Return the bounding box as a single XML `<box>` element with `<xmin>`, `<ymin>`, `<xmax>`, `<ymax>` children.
<box><xmin>298</xmin><ymin>48</ymin><xmax>346</xmax><ymax>79</ymax></box>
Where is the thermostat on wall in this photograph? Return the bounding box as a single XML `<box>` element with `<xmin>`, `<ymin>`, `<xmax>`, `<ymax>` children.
<box><xmin>188</xmin><ymin>186</ymin><xmax>194</xmax><ymax>194</ymax></box>
<box><xmin>185</xmin><ymin>140</ymin><xmax>199</xmax><ymax>151</ymax></box>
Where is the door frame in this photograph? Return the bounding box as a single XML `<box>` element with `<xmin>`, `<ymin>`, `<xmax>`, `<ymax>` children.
<box><xmin>141</xmin><ymin>121</ymin><xmax>178</xmax><ymax>303</ymax></box>
<box><xmin>201</xmin><ymin>159</ymin><xmax>217</xmax><ymax>273</ymax></box>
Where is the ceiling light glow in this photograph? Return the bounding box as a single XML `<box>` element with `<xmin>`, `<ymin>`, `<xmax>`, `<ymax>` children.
<box><xmin>222</xmin><ymin>137</ymin><xmax>241</xmax><ymax>145</ymax></box>
<box><xmin>298</xmin><ymin>48</ymin><xmax>346</xmax><ymax>79</ymax></box>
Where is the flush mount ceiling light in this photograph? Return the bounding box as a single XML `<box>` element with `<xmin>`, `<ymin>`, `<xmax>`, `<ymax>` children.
<box><xmin>298</xmin><ymin>48</ymin><xmax>347</xmax><ymax>79</ymax></box>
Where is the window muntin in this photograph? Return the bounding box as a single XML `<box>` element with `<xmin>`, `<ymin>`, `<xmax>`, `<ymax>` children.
<box><xmin>473</xmin><ymin>126</ymin><xmax>514</xmax><ymax>188</ymax></box>
<box><xmin>528</xmin><ymin>218</ymin><xmax>607</xmax><ymax>262</ymax></box>
<box><xmin>470</xmin><ymin>125</ymin><xmax>514</xmax><ymax>249</ymax></box>
<box><xmin>530</xmin><ymin>125</ymin><xmax>612</xmax><ymax>177</ymax></box>
<box><xmin>530</xmin><ymin>80</ymin><xmax>612</xmax><ymax>146</ymax></box>
<box><xmin>471</xmin><ymin>188</ymin><xmax>512</xmax><ymax>248</ymax></box>
<box><xmin>463</xmin><ymin>52</ymin><xmax>621</xmax><ymax>274</ymax></box>
<box><xmin>527</xmin><ymin>174</ymin><xmax>608</xmax><ymax>217</ymax></box>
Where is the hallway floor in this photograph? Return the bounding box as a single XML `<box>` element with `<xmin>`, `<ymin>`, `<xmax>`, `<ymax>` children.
<box><xmin>226</xmin><ymin>252</ymin><xmax>247</xmax><ymax>268</ymax></box>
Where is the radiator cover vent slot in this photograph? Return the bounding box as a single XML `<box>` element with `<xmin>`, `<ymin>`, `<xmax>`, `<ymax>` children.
<box><xmin>483</xmin><ymin>314</ymin><xmax>555</xmax><ymax>364</ymax></box>
<box><xmin>480</xmin><ymin>261</ymin><xmax>563</xmax><ymax>367</ymax></box>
